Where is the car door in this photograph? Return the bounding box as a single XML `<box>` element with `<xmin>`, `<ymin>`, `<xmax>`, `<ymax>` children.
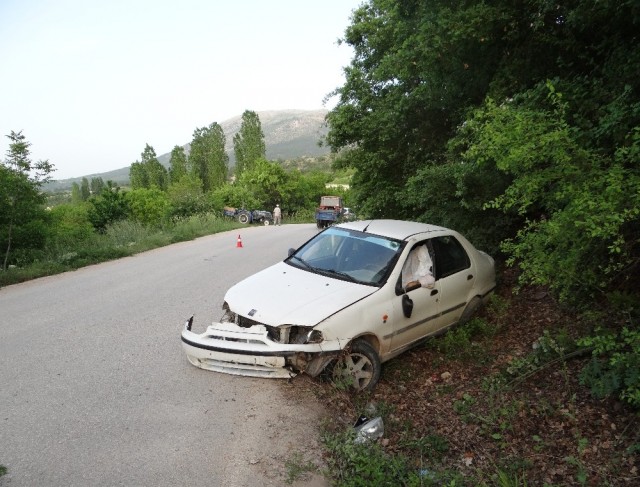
<box><xmin>430</xmin><ymin>235</ymin><xmax>475</xmax><ymax>328</ymax></box>
<box><xmin>387</xmin><ymin>240</ymin><xmax>449</xmax><ymax>353</ymax></box>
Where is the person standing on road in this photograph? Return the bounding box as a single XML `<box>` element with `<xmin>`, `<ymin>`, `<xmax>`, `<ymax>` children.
<box><xmin>273</xmin><ymin>204</ymin><xmax>282</xmax><ymax>226</ymax></box>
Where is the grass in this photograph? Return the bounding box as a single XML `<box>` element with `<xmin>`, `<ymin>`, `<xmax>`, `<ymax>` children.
<box><xmin>284</xmin><ymin>452</ymin><xmax>318</xmax><ymax>485</ymax></box>
<box><xmin>0</xmin><ymin>213</ymin><xmax>242</xmax><ymax>287</ymax></box>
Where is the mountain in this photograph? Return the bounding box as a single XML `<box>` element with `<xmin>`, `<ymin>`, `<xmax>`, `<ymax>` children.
<box><xmin>44</xmin><ymin>109</ymin><xmax>330</xmax><ymax>192</ymax></box>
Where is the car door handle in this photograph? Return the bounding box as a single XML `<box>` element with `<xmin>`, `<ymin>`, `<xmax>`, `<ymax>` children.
<box><xmin>430</xmin><ymin>289</ymin><xmax>438</xmax><ymax>296</ymax></box>
<box><xmin>467</xmin><ymin>274</ymin><xmax>474</xmax><ymax>280</ymax></box>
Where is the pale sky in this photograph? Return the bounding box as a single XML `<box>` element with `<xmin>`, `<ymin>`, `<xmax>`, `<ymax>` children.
<box><xmin>0</xmin><ymin>0</ymin><xmax>361</xmax><ymax>179</ymax></box>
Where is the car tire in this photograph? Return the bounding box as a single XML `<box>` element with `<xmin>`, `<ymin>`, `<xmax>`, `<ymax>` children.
<box><xmin>330</xmin><ymin>339</ymin><xmax>381</xmax><ymax>392</ymax></box>
<box><xmin>238</xmin><ymin>212</ymin><xmax>250</xmax><ymax>224</ymax></box>
<box><xmin>459</xmin><ymin>296</ymin><xmax>482</xmax><ymax>325</ymax></box>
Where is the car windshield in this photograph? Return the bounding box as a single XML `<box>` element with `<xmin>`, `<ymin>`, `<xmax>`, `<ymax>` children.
<box><xmin>287</xmin><ymin>227</ymin><xmax>404</xmax><ymax>286</ymax></box>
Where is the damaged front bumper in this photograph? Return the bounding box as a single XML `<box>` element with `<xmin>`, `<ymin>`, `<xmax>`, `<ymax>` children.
<box><xmin>180</xmin><ymin>316</ymin><xmax>341</xmax><ymax>379</ymax></box>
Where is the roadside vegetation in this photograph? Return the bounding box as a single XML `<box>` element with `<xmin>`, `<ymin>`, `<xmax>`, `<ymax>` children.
<box><xmin>2</xmin><ymin>0</ymin><xmax>638</xmax><ymax>484</ymax></box>
<box><xmin>0</xmin><ymin>112</ymin><xmax>351</xmax><ymax>287</ymax></box>
<box><xmin>308</xmin><ymin>283</ymin><xmax>638</xmax><ymax>486</ymax></box>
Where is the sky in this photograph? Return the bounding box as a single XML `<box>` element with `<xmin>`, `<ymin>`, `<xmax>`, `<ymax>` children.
<box><xmin>0</xmin><ymin>0</ymin><xmax>362</xmax><ymax>179</ymax></box>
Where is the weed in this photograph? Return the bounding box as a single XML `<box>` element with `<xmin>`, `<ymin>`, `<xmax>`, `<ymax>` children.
<box><xmin>284</xmin><ymin>452</ymin><xmax>317</xmax><ymax>485</ymax></box>
<box><xmin>452</xmin><ymin>393</ymin><xmax>476</xmax><ymax>421</ymax></box>
<box><xmin>495</xmin><ymin>467</ymin><xmax>529</xmax><ymax>487</ymax></box>
<box><xmin>401</xmin><ymin>433</ymin><xmax>450</xmax><ymax>462</ymax></box>
<box><xmin>321</xmin><ymin>429</ymin><xmax>422</xmax><ymax>486</ymax></box>
<box><xmin>430</xmin><ymin>317</ymin><xmax>494</xmax><ymax>362</ymax></box>
<box><xmin>487</xmin><ymin>293</ymin><xmax>510</xmax><ymax>320</ymax></box>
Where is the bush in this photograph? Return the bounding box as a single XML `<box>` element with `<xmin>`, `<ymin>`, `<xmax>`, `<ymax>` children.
<box><xmin>579</xmin><ymin>327</ymin><xmax>640</xmax><ymax>408</ymax></box>
<box><xmin>126</xmin><ymin>188</ymin><xmax>172</xmax><ymax>227</ymax></box>
<box><xmin>46</xmin><ymin>203</ymin><xmax>94</xmax><ymax>250</ymax></box>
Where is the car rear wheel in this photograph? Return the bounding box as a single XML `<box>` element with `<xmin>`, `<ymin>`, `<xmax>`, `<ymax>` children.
<box><xmin>330</xmin><ymin>339</ymin><xmax>381</xmax><ymax>392</ymax></box>
<box><xmin>459</xmin><ymin>296</ymin><xmax>482</xmax><ymax>324</ymax></box>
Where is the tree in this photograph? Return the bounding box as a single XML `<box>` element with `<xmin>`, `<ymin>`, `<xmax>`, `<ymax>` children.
<box><xmin>188</xmin><ymin>123</ymin><xmax>228</xmax><ymax>192</ymax></box>
<box><xmin>326</xmin><ymin>0</ymin><xmax>640</xmax><ymax>306</ymax></box>
<box><xmin>233</xmin><ymin>110</ymin><xmax>266</xmax><ymax>175</ymax></box>
<box><xmin>168</xmin><ymin>145</ymin><xmax>188</xmax><ymax>184</ymax></box>
<box><xmin>87</xmin><ymin>182</ymin><xmax>129</xmax><ymax>232</ymax></box>
<box><xmin>71</xmin><ymin>182</ymin><xmax>82</xmax><ymax>204</ymax></box>
<box><xmin>141</xmin><ymin>144</ymin><xmax>168</xmax><ymax>190</ymax></box>
<box><xmin>1</xmin><ymin>131</ymin><xmax>54</xmax><ymax>269</ymax></box>
<box><xmin>129</xmin><ymin>144</ymin><xmax>168</xmax><ymax>190</ymax></box>
<box><xmin>90</xmin><ymin>177</ymin><xmax>105</xmax><ymax>195</ymax></box>
<box><xmin>80</xmin><ymin>177</ymin><xmax>91</xmax><ymax>201</ymax></box>
<box><xmin>235</xmin><ymin>158</ymin><xmax>287</xmax><ymax>208</ymax></box>
<box><xmin>129</xmin><ymin>161</ymin><xmax>149</xmax><ymax>189</ymax></box>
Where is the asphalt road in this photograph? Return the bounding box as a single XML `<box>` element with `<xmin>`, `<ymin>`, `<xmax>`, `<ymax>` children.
<box><xmin>0</xmin><ymin>224</ymin><xmax>326</xmax><ymax>487</ymax></box>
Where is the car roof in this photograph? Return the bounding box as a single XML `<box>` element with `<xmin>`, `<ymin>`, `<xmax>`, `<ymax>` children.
<box><xmin>336</xmin><ymin>219</ymin><xmax>449</xmax><ymax>241</ymax></box>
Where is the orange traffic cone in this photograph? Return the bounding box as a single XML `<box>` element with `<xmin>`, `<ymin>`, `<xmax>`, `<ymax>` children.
<box><xmin>236</xmin><ymin>234</ymin><xmax>243</xmax><ymax>248</ymax></box>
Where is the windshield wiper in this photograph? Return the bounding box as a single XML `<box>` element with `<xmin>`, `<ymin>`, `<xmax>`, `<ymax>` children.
<box><xmin>290</xmin><ymin>255</ymin><xmax>315</xmax><ymax>272</ymax></box>
<box><xmin>323</xmin><ymin>269</ymin><xmax>358</xmax><ymax>283</ymax></box>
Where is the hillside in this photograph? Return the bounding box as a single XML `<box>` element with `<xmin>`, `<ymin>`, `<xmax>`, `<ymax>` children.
<box><xmin>44</xmin><ymin>109</ymin><xmax>330</xmax><ymax>192</ymax></box>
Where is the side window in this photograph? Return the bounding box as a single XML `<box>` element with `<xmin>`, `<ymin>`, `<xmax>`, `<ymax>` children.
<box><xmin>432</xmin><ymin>236</ymin><xmax>470</xmax><ymax>279</ymax></box>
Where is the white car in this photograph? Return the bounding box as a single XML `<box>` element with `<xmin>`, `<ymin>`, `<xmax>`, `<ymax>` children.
<box><xmin>181</xmin><ymin>220</ymin><xmax>496</xmax><ymax>391</ymax></box>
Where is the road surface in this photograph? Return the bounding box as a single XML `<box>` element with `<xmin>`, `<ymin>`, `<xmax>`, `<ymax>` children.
<box><xmin>0</xmin><ymin>224</ymin><xmax>329</xmax><ymax>486</ymax></box>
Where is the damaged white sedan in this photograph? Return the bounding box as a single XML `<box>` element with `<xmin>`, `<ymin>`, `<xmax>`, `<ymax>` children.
<box><xmin>181</xmin><ymin>220</ymin><xmax>496</xmax><ymax>391</ymax></box>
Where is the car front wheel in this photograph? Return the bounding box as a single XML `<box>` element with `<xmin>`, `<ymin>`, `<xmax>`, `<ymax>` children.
<box><xmin>331</xmin><ymin>339</ymin><xmax>381</xmax><ymax>392</ymax></box>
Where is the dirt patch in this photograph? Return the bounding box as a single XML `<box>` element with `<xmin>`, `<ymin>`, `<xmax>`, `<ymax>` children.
<box><xmin>218</xmin><ymin>375</ymin><xmax>331</xmax><ymax>487</ymax></box>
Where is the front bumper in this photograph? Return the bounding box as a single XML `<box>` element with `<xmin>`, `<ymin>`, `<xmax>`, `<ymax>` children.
<box><xmin>180</xmin><ymin>317</ymin><xmax>341</xmax><ymax>379</ymax></box>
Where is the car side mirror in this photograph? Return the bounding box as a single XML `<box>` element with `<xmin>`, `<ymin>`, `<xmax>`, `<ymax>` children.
<box><xmin>402</xmin><ymin>294</ymin><xmax>413</xmax><ymax>318</ymax></box>
<box><xmin>288</xmin><ymin>248</ymin><xmax>296</xmax><ymax>257</ymax></box>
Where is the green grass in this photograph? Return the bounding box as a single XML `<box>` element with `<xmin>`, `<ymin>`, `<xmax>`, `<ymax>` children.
<box><xmin>0</xmin><ymin>213</ymin><xmax>241</xmax><ymax>287</ymax></box>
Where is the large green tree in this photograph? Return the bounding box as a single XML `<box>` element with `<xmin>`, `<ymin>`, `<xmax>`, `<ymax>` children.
<box><xmin>80</xmin><ymin>177</ymin><xmax>90</xmax><ymax>201</ymax></box>
<box><xmin>168</xmin><ymin>145</ymin><xmax>188</xmax><ymax>183</ymax></box>
<box><xmin>326</xmin><ymin>0</ymin><xmax>640</xmax><ymax>305</ymax></box>
<box><xmin>189</xmin><ymin>123</ymin><xmax>228</xmax><ymax>192</ymax></box>
<box><xmin>0</xmin><ymin>131</ymin><xmax>55</xmax><ymax>269</ymax></box>
<box><xmin>129</xmin><ymin>144</ymin><xmax>168</xmax><ymax>190</ymax></box>
<box><xmin>233</xmin><ymin>110</ymin><xmax>266</xmax><ymax>175</ymax></box>
<box><xmin>141</xmin><ymin>144</ymin><xmax>168</xmax><ymax>190</ymax></box>
<box><xmin>90</xmin><ymin>177</ymin><xmax>105</xmax><ymax>195</ymax></box>
<box><xmin>235</xmin><ymin>158</ymin><xmax>287</xmax><ymax>208</ymax></box>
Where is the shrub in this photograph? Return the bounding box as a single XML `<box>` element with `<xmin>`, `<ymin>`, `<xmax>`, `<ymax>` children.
<box><xmin>578</xmin><ymin>327</ymin><xmax>640</xmax><ymax>408</ymax></box>
<box><xmin>126</xmin><ymin>188</ymin><xmax>172</xmax><ymax>227</ymax></box>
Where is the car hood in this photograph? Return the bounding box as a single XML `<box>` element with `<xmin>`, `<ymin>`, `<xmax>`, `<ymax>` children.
<box><xmin>224</xmin><ymin>261</ymin><xmax>377</xmax><ymax>327</ymax></box>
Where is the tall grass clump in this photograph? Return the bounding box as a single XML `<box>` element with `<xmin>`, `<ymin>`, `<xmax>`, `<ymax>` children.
<box><xmin>172</xmin><ymin>213</ymin><xmax>240</xmax><ymax>241</ymax></box>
